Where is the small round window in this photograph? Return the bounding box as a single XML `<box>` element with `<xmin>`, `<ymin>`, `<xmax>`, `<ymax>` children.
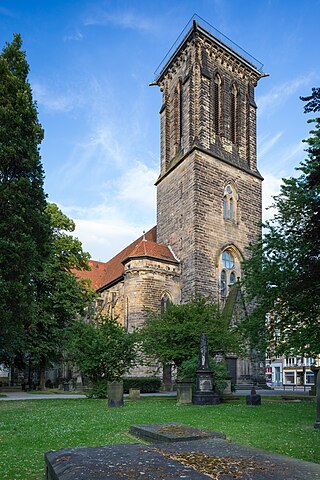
<box><xmin>222</xmin><ymin>251</ymin><xmax>234</xmax><ymax>269</ymax></box>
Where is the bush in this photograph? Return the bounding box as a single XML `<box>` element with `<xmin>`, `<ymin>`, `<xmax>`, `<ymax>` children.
<box><xmin>85</xmin><ymin>379</ymin><xmax>108</xmax><ymax>399</ymax></box>
<box><xmin>123</xmin><ymin>377</ymin><xmax>161</xmax><ymax>393</ymax></box>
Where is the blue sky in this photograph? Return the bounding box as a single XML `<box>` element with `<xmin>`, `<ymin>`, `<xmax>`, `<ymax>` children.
<box><xmin>1</xmin><ymin>0</ymin><xmax>319</xmax><ymax>261</ymax></box>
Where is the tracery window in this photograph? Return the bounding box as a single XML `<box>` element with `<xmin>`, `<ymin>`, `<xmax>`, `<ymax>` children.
<box><xmin>161</xmin><ymin>293</ymin><xmax>171</xmax><ymax>314</ymax></box>
<box><xmin>223</xmin><ymin>184</ymin><xmax>237</xmax><ymax>222</ymax></box>
<box><xmin>221</xmin><ymin>270</ymin><xmax>227</xmax><ymax>297</ymax></box>
<box><xmin>220</xmin><ymin>249</ymin><xmax>240</xmax><ymax>298</ymax></box>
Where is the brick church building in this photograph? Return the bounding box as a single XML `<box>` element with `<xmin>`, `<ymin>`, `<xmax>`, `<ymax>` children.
<box><xmin>77</xmin><ymin>19</ymin><xmax>266</xmax><ymax>384</ymax></box>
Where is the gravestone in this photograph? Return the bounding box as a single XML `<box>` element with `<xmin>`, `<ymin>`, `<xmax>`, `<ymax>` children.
<box><xmin>192</xmin><ymin>333</ymin><xmax>220</xmax><ymax>405</ymax></box>
<box><xmin>45</xmin><ymin>434</ymin><xmax>320</xmax><ymax>479</ymax></box>
<box><xmin>176</xmin><ymin>379</ymin><xmax>193</xmax><ymax>405</ymax></box>
<box><xmin>246</xmin><ymin>386</ymin><xmax>262</xmax><ymax>406</ymax></box>
<box><xmin>128</xmin><ymin>388</ymin><xmax>140</xmax><ymax>400</ymax></box>
<box><xmin>107</xmin><ymin>380</ymin><xmax>124</xmax><ymax>407</ymax></box>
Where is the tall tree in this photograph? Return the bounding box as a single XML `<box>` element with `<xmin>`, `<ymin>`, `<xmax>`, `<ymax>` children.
<box><xmin>0</xmin><ymin>34</ymin><xmax>50</xmax><ymax>366</ymax></box>
<box><xmin>26</xmin><ymin>203</ymin><xmax>93</xmax><ymax>388</ymax></box>
<box><xmin>242</xmin><ymin>88</ymin><xmax>320</xmax><ymax>356</ymax></box>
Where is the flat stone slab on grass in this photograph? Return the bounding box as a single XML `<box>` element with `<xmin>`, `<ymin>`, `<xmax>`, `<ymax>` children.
<box><xmin>129</xmin><ymin>422</ymin><xmax>226</xmax><ymax>442</ymax></box>
<box><xmin>45</xmin><ymin>438</ymin><xmax>320</xmax><ymax>479</ymax></box>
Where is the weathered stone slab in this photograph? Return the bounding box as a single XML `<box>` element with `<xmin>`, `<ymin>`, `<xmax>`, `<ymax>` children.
<box><xmin>129</xmin><ymin>422</ymin><xmax>226</xmax><ymax>442</ymax></box>
<box><xmin>45</xmin><ymin>443</ymin><xmax>208</xmax><ymax>480</ymax></box>
<box><xmin>45</xmin><ymin>438</ymin><xmax>320</xmax><ymax>480</ymax></box>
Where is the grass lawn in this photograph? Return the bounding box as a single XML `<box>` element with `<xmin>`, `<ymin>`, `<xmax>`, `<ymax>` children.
<box><xmin>0</xmin><ymin>396</ymin><xmax>319</xmax><ymax>479</ymax></box>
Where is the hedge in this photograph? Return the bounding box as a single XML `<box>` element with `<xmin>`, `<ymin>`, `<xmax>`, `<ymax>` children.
<box><xmin>123</xmin><ymin>377</ymin><xmax>161</xmax><ymax>393</ymax></box>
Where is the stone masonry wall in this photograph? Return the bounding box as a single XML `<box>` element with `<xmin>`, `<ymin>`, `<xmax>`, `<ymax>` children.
<box><xmin>157</xmin><ymin>149</ymin><xmax>262</xmax><ymax>302</ymax></box>
<box><xmin>157</xmin><ymin>27</ymin><xmax>262</xmax><ymax>179</ymax></box>
<box><xmin>123</xmin><ymin>257</ymin><xmax>180</xmax><ymax>377</ymax></box>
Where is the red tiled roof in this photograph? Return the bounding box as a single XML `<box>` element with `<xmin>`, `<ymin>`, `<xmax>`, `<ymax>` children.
<box><xmin>74</xmin><ymin>226</ymin><xmax>179</xmax><ymax>291</ymax></box>
<box><xmin>123</xmin><ymin>238</ymin><xmax>177</xmax><ymax>264</ymax></box>
<box><xmin>74</xmin><ymin>260</ymin><xmax>108</xmax><ymax>290</ymax></box>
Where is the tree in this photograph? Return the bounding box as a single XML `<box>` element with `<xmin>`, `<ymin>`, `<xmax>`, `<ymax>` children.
<box><xmin>0</xmin><ymin>34</ymin><xmax>51</xmax><ymax>366</ymax></box>
<box><xmin>25</xmin><ymin>203</ymin><xmax>94</xmax><ymax>388</ymax></box>
<box><xmin>139</xmin><ymin>296</ymin><xmax>242</xmax><ymax>371</ymax></box>
<box><xmin>242</xmin><ymin>88</ymin><xmax>320</xmax><ymax>356</ymax></box>
<box><xmin>68</xmin><ymin>314</ymin><xmax>139</xmax><ymax>396</ymax></box>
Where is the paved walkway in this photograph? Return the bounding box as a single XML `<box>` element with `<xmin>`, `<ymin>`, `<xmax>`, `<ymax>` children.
<box><xmin>0</xmin><ymin>388</ymin><xmax>312</xmax><ymax>401</ymax></box>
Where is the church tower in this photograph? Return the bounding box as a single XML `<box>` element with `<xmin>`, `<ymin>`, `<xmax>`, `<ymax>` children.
<box><xmin>154</xmin><ymin>19</ymin><xmax>265</xmax><ymax>303</ymax></box>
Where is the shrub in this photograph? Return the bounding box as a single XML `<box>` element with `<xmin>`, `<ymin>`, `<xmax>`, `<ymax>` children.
<box><xmin>123</xmin><ymin>377</ymin><xmax>161</xmax><ymax>393</ymax></box>
<box><xmin>85</xmin><ymin>379</ymin><xmax>108</xmax><ymax>399</ymax></box>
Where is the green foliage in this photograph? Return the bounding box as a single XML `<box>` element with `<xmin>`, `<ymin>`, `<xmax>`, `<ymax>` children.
<box><xmin>178</xmin><ymin>356</ymin><xmax>228</xmax><ymax>394</ymax></box>
<box><xmin>123</xmin><ymin>377</ymin><xmax>161</xmax><ymax>393</ymax></box>
<box><xmin>69</xmin><ymin>314</ymin><xmax>139</xmax><ymax>384</ymax></box>
<box><xmin>242</xmin><ymin>88</ymin><xmax>320</xmax><ymax>356</ymax></box>
<box><xmin>139</xmin><ymin>296</ymin><xmax>242</xmax><ymax>369</ymax></box>
<box><xmin>0</xmin><ymin>34</ymin><xmax>51</xmax><ymax>366</ymax></box>
<box><xmin>85</xmin><ymin>378</ymin><xmax>108</xmax><ymax>399</ymax></box>
<box><xmin>24</xmin><ymin>203</ymin><xmax>93</xmax><ymax>386</ymax></box>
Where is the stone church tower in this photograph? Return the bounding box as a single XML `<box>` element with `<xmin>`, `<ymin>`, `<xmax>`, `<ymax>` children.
<box><xmin>74</xmin><ymin>19</ymin><xmax>267</xmax><ymax>384</ymax></box>
<box><xmin>155</xmin><ymin>20</ymin><xmax>264</xmax><ymax>304</ymax></box>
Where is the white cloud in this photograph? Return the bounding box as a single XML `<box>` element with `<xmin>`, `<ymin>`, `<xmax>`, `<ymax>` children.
<box><xmin>262</xmin><ymin>172</ymin><xmax>282</xmax><ymax>223</ymax></box>
<box><xmin>116</xmin><ymin>161</ymin><xmax>157</xmax><ymax>207</ymax></box>
<box><xmin>0</xmin><ymin>6</ymin><xmax>16</xmax><ymax>17</ymax></box>
<box><xmin>32</xmin><ymin>82</ymin><xmax>83</xmax><ymax>113</ymax></box>
<box><xmin>64</xmin><ymin>31</ymin><xmax>84</xmax><ymax>42</ymax></box>
<box><xmin>83</xmin><ymin>9</ymin><xmax>158</xmax><ymax>34</ymax></box>
<box><xmin>257</xmin><ymin>74</ymin><xmax>315</xmax><ymax>116</ymax></box>
<box><xmin>258</xmin><ymin>131</ymin><xmax>283</xmax><ymax>159</ymax></box>
<box><xmin>55</xmin><ymin>159</ymin><xmax>158</xmax><ymax>261</ymax></box>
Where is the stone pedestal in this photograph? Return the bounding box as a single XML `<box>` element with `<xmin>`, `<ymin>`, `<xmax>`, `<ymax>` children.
<box><xmin>176</xmin><ymin>381</ymin><xmax>193</xmax><ymax>405</ymax></box>
<box><xmin>246</xmin><ymin>394</ymin><xmax>261</xmax><ymax>405</ymax></box>
<box><xmin>192</xmin><ymin>370</ymin><xmax>220</xmax><ymax>405</ymax></box>
<box><xmin>128</xmin><ymin>388</ymin><xmax>140</xmax><ymax>400</ymax></box>
<box><xmin>246</xmin><ymin>387</ymin><xmax>261</xmax><ymax>406</ymax></box>
<box><xmin>107</xmin><ymin>381</ymin><xmax>124</xmax><ymax>408</ymax></box>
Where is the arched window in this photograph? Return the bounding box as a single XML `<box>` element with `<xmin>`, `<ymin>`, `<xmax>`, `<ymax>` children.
<box><xmin>223</xmin><ymin>184</ymin><xmax>237</xmax><ymax>223</ymax></box>
<box><xmin>231</xmin><ymin>84</ymin><xmax>238</xmax><ymax>144</ymax></box>
<box><xmin>161</xmin><ymin>293</ymin><xmax>171</xmax><ymax>314</ymax></box>
<box><xmin>223</xmin><ymin>196</ymin><xmax>227</xmax><ymax>219</ymax></box>
<box><xmin>222</xmin><ymin>251</ymin><xmax>234</xmax><ymax>269</ymax></box>
<box><xmin>220</xmin><ymin>248</ymin><xmax>241</xmax><ymax>299</ymax></box>
<box><xmin>214</xmin><ymin>74</ymin><xmax>221</xmax><ymax>135</ymax></box>
<box><xmin>229</xmin><ymin>197</ymin><xmax>233</xmax><ymax>220</ymax></box>
<box><xmin>221</xmin><ymin>270</ymin><xmax>227</xmax><ymax>297</ymax></box>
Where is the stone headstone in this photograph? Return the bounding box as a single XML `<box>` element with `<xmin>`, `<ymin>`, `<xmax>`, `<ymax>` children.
<box><xmin>246</xmin><ymin>387</ymin><xmax>261</xmax><ymax>405</ymax></box>
<box><xmin>176</xmin><ymin>381</ymin><xmax>193</xmax><ymax>405</ymax></box>
<box><xmin>128</xmin><ymin>388</ymin><xmax>140</xmax><ymax>400</ymax></box>
<box><xmin>107</xmin><ymin>380</ymin><xmax>124</xmax><ymax>407</ymax></box>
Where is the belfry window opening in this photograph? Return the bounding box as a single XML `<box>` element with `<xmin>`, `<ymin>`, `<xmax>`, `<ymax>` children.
<box><xmin>231</xmin><ymin>84</ymin><xmax>238</xmax><ymax>144</ymax></box>
<box><xmin>223</xmin><ymin>184</ymin><xmax>236</xmax><ymax>222</ymax></box>
<box><xmin>214</xmin><ymin>74</ymin><xmax>221</xmax><ymax>135</ymax></box>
